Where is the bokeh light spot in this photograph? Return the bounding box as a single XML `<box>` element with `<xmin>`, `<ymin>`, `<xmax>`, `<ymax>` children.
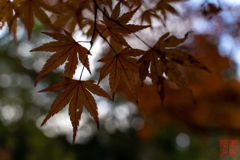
<box><xmin>176</xmin><ymin>133</ymin><xmax>190</xmax><ymax>148</ymax></box>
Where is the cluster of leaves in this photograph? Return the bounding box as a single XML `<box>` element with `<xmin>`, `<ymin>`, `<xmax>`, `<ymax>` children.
<box><xmin>1</xmin><ymin>0</ymin><xmax>211</xmax><ymax>144</ymax></box>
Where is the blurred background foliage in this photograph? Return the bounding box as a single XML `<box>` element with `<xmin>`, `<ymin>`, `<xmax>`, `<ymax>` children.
<box><xmin>1</xmin><ymin>0</ymin><xmax>240</xmax><ymax>160</ymax></box>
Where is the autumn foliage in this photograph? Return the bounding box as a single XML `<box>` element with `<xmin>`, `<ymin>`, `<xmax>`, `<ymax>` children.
<box><xmin>0</xmin><ymin>0</ymin><xmax>222</xmax><ymax>144</ymax></box>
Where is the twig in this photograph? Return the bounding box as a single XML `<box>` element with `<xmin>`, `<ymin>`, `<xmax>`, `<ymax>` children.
<box><xmin>96</xmin><ymin>29</ymin><xmax>118</xmax><ymax>54</ymax></box>
<box><xmin>79</xmin><ymin>0</ymin><xmax>98</xmax><ymax>80</ymax></box>
<box><xmin>95</xmin><ymin>2</ymin><xmax>153</xmax><ymax>50</ymax></box>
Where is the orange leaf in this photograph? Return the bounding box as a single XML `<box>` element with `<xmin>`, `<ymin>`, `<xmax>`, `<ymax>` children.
<box><xmin>31</xmin><ymin>30</ymin><xmax>91</xmax><ymax>86</ymax></box>
<box><xmin>40</xmin><ymin>77</ymin><xmax>112</xmax><ymax>144</ymax></box>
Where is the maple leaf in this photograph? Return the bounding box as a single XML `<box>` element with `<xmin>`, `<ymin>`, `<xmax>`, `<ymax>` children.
<box><xmin>140</xmin><ymin>9</ymin><xmax>160</xmax><ymax>25</ymax></box>
<box><xmin>117</xmin><ymin>0</ymin><xmax>142</xmax><ymax>9</ymax></box>
<box><xmin>81</xmin><ymin>19</ymin><xmax>106</xmax><ymax>40</ymax></box>
<box><xmin>31</xmin><ymin>30</ymin><xmax>91</xmax><ymax>86</ymax></box>
<box><xmin>138</xmin><ymin>50</ymin><xmax>165</xmax><ymax>103</ymax></box>
<box><xmin>0</xmin><ymin>0</ymin><xmax>17</xmax><ymax>40</ymax></box>
<box><xmin>51</xmin><ymin>0</ymin><xmax>93</xmax><ymax>34</ymax></box>
<box><xmin>96</xmin><ymin>0</ymin><xmax>113</xmax><ymax>10</ymax></box>
<box><xmin>40</xmin><ymin>77</ymin><xmax>112</xmax><ymax>144</ymax></box>
<box><xmin>14</xmin><ymin>0</ymin><xmax>53</xmax><ymax>39</ymax></box>
<box><xmin>101</xmin><ymin>1</ymin><xmax>150</xmax><ymax>46</ymax></box>
<box><xmin>155</xmin><ymin>0</ymin><xmax>183</xmax><ymax>20</ymax></box>
<box><xmin>155</xmin><ymin>32</ymin><xmax>211</xmax><ymax>72</ymax></box>
<box><xmin>138</xmin><ymin>32</ymin><xmax>211</xmax><ymax>104</ymax></box>
<box><xmin>98</xmin><ymin>48</ymin><xmax>145</xmax><ymax>103</ymax></box>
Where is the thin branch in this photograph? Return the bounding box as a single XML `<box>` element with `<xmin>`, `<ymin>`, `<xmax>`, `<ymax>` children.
<box><xmin>79</xmin><ymin>0</ymin><xmax>98</xmax><ymax>80</ymax></box>
<box><xmin>95</xmin><ymin>3</ymin><xmax>153</xmax><ymax>50</ymax></box>
<box><xmin>96</xmin><ymin>29</ymin><xmax>118</xmax><ymax>54</ymax></box>
<box><xmin>93</xmin><ymin>1</ymin><xmax>118</xmax><ymax>54</ymax></box>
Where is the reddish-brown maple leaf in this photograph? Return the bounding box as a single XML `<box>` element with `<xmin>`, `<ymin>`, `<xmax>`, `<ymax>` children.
<box><xmin>101</xmin><ymin>1</ymin><xmax>150</xmax><ymax>46</ymax></box>
<box><xmin>138</xmin><ymin>32</ymin><xmax>211</xmax><ymax>104</ymax></box>
<box><xmin>96</xmin><ymin>0</ymin><xmax>113</xmax><ymax>10</ymax></box>
<box><xmin>31</xmin><ymin>30</ymin><xmax>91</xmax><ymax>86</ymax></box>
<box><xmin>140</xmin><ymin>9</ymin><xmax>160</xmax><ymax>25</ymax></box>
<box><xmin>155</xmin><ymin>0</ymin><xmax>182</xmax><ymax>20</ymax></box>
<box><xmin>0</xmin><ymin>0</ymin><xmax>17</xmax><ymax>40</ymax></box>
<box><xmin>98</xmin><ymin>48</ymin><xmax>145</xmax><ymax>103</ymax></box>
<box><xmin>40</xmin><ymin>77</ymin><xmax>112</xmax><ymax>144</ymax></box>
<box><xmin>80</xmin><ymin>19</ymin><xmax>106</xmax><ymax>41</ymax></box>
<box><xmin>138</xmin><ymin>50</ymin><xmax>165</xmax><ymax>103</ymax></box>
<box><xmin>154</xmin><ymin>32</ymin><xmax>211</xmax><ymax>72</ymax></box>
<box><xmin>51</xmin><ymin>0</ymin><xmax>92</xmax><ymax>34</ymax></box>
<box><xmin>14</xmin><ymin>0</ymin><xmax>53</xmax><ymax>39</ymax></box>
<box><xmin>116</xmin><ymin>0</ymin><xmax>142</xmax><ymax>9</ymax></box>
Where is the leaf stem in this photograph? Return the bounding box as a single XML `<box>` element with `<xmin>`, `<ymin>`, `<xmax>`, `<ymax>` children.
<box><xmin>100</xmin><ymin>27</ymin><xmax>107</xmax><ymax>35</ymax></box>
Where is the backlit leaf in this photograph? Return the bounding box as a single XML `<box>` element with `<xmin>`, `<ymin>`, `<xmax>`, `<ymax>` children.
<box><xmin>31</xmin><ymin>30</ymin><xmax>91</xmax><ymax>86</ymax></box>
<box><xmin>101</xmin><ymin>1</ymin><xmax>150</xmax><ymax>46</ymax></box>
<box><xmin>14</xmin><ymin>0</ymin><xmax>53</xmax><ymax>39</ymax></box>
<box><xmin>0</xmin><ymin>0</ymin><xmax>17</xmax><ymax>40</ymax></box>
<box><xmin>98</xmin><ymin>48</ymin><xmax>145</xmax><ymax>102</ymax></box>
<box><xmin>40</xmin><ymin>77</ymin><xmax>112</xmax><ymax>144</ymax></box>
<box><xmin>138</xmin><ymin>32</ymin><xmax>210</xmax><ymax>103</ymax></box>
